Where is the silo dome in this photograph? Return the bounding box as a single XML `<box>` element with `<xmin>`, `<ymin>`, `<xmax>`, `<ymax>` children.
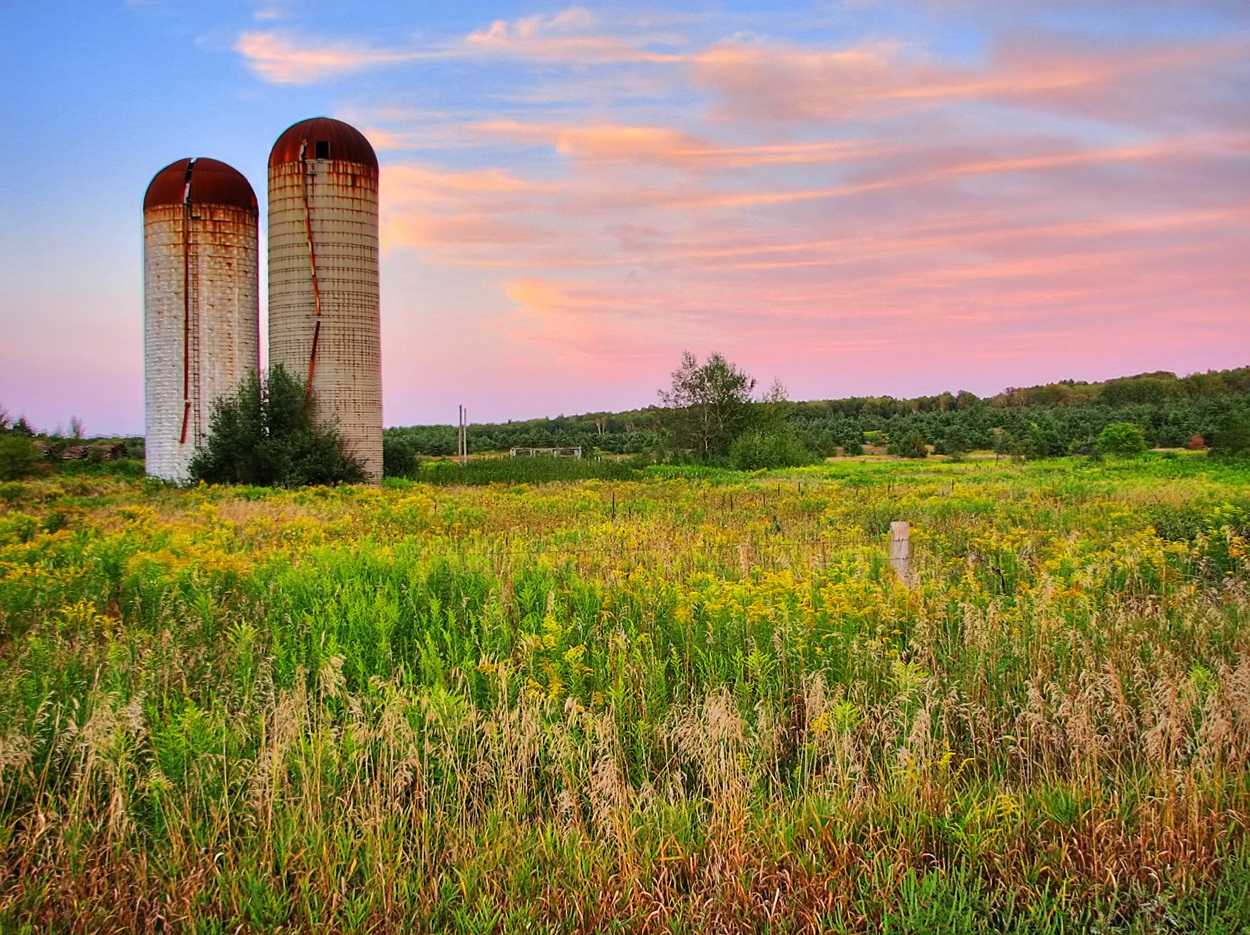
<box><xmin>269</xmin><ymin>117</ymin><xmax>379</xmax><ymax>173</ymax></box>
<box><xmin>143</xmin><ymin>157</ymin><xmax>260</xmax><ymax>482</ymax></box>
<box><xmin>267</xmin><ymin>116</ymin><xmax>382</xmax><ymax>482</ymax></box>
<box><xmin>144</xmin><ymin>158</ymin><xmax>258</xmax><ymax>214</ymax></box>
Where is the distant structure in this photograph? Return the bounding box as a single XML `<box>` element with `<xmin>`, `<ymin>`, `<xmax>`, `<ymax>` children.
<box><xmin>510</xmin><ymin>447</ymin><xmax>583</xmax><ymax>459</ymax></box>
<box><xmin>267</xmin><ymin>117</ymin><xmax>382</xmax><ymax>482</ymax></box>
<box><xmin>143</xmin><ymin>158</ymin><xmax>259</xmax><ymax>482</ymax></box>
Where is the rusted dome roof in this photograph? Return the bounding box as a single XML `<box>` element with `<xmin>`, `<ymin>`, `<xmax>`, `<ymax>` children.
<box><xmin>143</xmin><ymin>158</ymin><xmax>258</xmax><ymax>213</ymax></box>
<box><xmin>269</xmin><ymin>117</ymin><xmax>378</xmax><ymax>172</ymax></box>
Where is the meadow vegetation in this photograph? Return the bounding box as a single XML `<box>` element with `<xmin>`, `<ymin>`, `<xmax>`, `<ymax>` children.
<box><xmin>1</xmin><ymin>454</ymin><xmax>1250</xmax><ymax>931</ymax></box>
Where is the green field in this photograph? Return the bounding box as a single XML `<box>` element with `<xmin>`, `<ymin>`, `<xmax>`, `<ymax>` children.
<box><xmin>2</xmin><ymin>454</ymin><xmax>1250</xmax><ymax>932</ymax></box>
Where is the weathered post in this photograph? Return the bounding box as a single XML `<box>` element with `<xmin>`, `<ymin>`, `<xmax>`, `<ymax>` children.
<box><xmin>890</xmin><ymin>521</ymin><xmax>914</xmax><ymax>588</ymax></box>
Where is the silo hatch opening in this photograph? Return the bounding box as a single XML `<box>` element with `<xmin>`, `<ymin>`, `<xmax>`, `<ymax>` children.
<box><xmin>315</xmin><ymin>140</ymin><xmax>330</xmax><ymax>159</ymax></box>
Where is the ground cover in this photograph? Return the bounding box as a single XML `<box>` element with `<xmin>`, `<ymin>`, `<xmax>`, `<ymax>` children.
<box><xmin>1</xmin><ymin>454</ymin><xmax>1249</xmax><ymax>932</ymax></box>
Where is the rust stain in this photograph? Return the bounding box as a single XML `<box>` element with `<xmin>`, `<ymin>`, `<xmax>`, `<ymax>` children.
<box><xmin>144</xmin><ymin>158</ymin><xmax>257</xmax><ymax>214</ymax></box>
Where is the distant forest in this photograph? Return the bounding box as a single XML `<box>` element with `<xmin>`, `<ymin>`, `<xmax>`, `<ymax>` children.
<box><xmin>385</xmin><ymin>366</ymin><xmax>1250</xmax><ymax>464</ymax></box>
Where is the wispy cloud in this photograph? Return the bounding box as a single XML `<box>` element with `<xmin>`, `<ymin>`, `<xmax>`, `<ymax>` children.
<box><xmin>236</xmin><ymin>7</ymin><xmax>685</xmax><ymax>84</ymax></box>
<box><xmin>234</xmin><ymin>31</ymin><xmax>436</xmax><ymax>83</ymax></box>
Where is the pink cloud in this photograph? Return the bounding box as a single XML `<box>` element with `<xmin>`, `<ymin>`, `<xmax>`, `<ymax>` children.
<box><xmin>464</xmin><ymin>8</ymin><xmax>680</xmax><ymax>64</ymax></box>
<box><xmin>234</xmin><ymin>31</ymin><xmax>432</xmax><ymax>83</ymax></box>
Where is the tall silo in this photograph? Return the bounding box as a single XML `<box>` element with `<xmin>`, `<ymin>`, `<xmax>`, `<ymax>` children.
<box><xmin>143</xmin><ymin>158</ymin><xmax>259</xmax><ymax>482</ymax></box>
<box><xmin>268</xmin><ymin>117</ymin><xmax>382</xmax><ymax>482</ymax></box>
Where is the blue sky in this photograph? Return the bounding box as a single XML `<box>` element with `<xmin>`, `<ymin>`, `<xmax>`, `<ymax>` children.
<box><xmin>1</xmin><ymin>0</ymin><xmax>1247</xmax><ymax>435</ymax></box>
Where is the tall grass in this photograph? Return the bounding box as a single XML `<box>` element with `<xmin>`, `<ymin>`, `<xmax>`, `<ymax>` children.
<box><xmin>1</xmin><ymin>457</ymin><xmax>1249</xmax><ymax>931</ymax></box>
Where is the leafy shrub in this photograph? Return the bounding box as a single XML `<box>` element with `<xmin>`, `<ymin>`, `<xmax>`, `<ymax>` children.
<box><xmin>1097</xmin><ymin>422</ymin><xmax>1147</xmax><ymax>458</ymax></box>
<box><xmin>189</xmin><ymin>366</ymin><xmax>365</xmax><ymax>487</ymax></box>
<box><xmin>0</xmin><ymin>436</ymin><xmax>40</xmax><ymax>480</ymax></box>
<box><xmin>729</xmin><ymin>427</ymin><xmax>816</xmax><ymax>471</ymax></box>
<box><xmin>887</xmin><ymin>430</ymin><xmax>928</xmax><ymax>459</ymax></box>
<box><xmin>383</xmin><ymin>433</ymin><xmax>419</xmax><ymax>478</ymax></box>
<box><xmin>1209</xmin><ymin>412</ymin><xmax>1250</xmax><ymax>459</ymax></box>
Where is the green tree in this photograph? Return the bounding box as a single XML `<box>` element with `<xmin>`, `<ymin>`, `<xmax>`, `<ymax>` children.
<box><xmin>1022</xmin><ymin>418</ymin><xmax>1064</xmax><ymax>460</ymax></box>
<box><xmin>936</xmin><ymin>426</ymin><xmax>972</xmax><ymax>459</ymax></box>
<box><xmin>659</xmin><ymin>351</ymin><xmax>757</xmax><ymax>459</ymax></box>
<box><xmin>887</xmin><ymin>430</ymin><xmax>928</xmax><ymax>459</ymax></box>
<box><xmin>189</xmin><ymin>366</ymin><xmax>365</xmax><ymax>487</ymax></box>
<box><xmin>0</xmin><ymin>436</ymin><xmax>40</xmax><ymax>480</ymax></box>
<box><xmin>1209</xmin><ymin>411</ymin><xmax>1250</xmax><ymax>458</ymax></box>
<box><xmin>1097</xmin><ymin>422</ymin><xmax>1148</xmax><ymax>458</ymax></box>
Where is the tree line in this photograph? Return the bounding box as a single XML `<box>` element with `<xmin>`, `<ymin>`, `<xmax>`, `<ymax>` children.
<box><xmin>6</xmin><ymin>359</ymin><xmax>1247</xmax><ymax>486</ymax></box>
<box><xmin>384</xmin><ymin>362</ymin><xmax>1250</xmax><ymax>474</ymax></box>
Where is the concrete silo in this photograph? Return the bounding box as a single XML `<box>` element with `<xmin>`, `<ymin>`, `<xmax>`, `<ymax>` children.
<box><xmin>143</xmin><ymin>158</ymin><xmax>259</xmax><ymax>482</ymax></box>
<box><xmin>268</xmin><ymin>117</ymin><xmax>382</xmax><ymax>482</ymax></box>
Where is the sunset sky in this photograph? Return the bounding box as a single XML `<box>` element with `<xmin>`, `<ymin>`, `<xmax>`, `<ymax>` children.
<box><xmin>1</xmin><ymin>0</ymin><xmax>1247</xmax><ymax>435</ymax></box>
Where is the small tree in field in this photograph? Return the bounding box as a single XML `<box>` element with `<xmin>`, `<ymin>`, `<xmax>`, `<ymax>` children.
<box><xmin>189</xmin><ymin>366</ymin><xmax>364</xmax><ymax>487</ymax></box>
<box><xmin>1097</xmin><ymin>422</ymin><xmax>1147</xmax><ymax>458</ymax></box>
<box><xmin>659</xmin><ymin>351</ymin><xmax>756</xmax><ymax>459</ymax></box>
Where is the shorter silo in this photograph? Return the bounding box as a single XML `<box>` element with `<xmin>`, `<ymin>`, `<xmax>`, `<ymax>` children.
<box><xmin>143</xmin><ymin>158</ymin><xmax>259</xmax><ymax>482</ymax></box>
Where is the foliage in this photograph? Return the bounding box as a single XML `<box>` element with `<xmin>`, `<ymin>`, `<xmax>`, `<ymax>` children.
<box><xmin>0</xmin><ymin>436</ymin><xmax>40</xmax><ymax>480</ymax></box>
<box><xmin>383</xmin><ymin>432</ymin><xmax>419</xmax><ymax>478</ymax></box>
<box><xmin>5</xmin><ymin>452</ymin><xmax>1250</xmax><ymax>930</ymax></box>
<box><xmin>887</xmin><ymin>429</ymin><xmax>929</xmax><ymax>458</ymax></box>
<box><xmin>1210</xmin><ymin>411</ymin><xmax>1250</xmax><ymax>459</ymax></box>
<box><xmin>1097</xmin><ymin>421</ymin><xmax>1148</xmax><ymax>457</ymax></box>
<box><xmin>59</xmin><ymin>457</ymin><xmax>145</xmax><ymax>479</ymax></box>
<box><xmin>1021</xmin><ymin>417</ymin><xmax>1066</xmax><ymax>460</ymax></box>
<box><xmin>402</xmin><ymin>454</ymin><xmax>640</xmax><ymax>486</ymax></box>
<box><xmin>729</xmin><ymin>425</ymin><xmax>816</xmax><ymax>470</ymax></box>
<box><xmin>188</xmin><ymin>365</ymin><xmax>365</xmax><ymax>487</ymax></box>
<box><xmin>659</xmin><ymin>350</ymin><xmax>757</xmax><ymax>458</ymax></box>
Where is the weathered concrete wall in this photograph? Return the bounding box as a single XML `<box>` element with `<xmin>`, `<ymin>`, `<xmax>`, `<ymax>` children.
<box><xmin>144</xmin><ymin>203</ymin><xmax>259</xmax><ymax>482</ymax></box>
<box><xmin>267</xmin><ymin>156</ymin><xmax>382</xmax><ymax>482</ymax></box>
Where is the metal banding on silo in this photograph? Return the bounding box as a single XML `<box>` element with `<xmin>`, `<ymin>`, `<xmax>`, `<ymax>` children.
<box><xmin>268</xmin><ymin>117</ymin><xmax>382</xmax><ymax>482</ymax></box>
<box><xmin>143</xmin><ymin>158</ymin><xmax>259</xmax><ymax>482</ymax></box>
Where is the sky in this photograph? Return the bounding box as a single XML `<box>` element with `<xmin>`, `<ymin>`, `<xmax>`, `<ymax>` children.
<box><xmin>1</xmin><ymin>0</ymin><xmax>1247</xmax><ymax>435</ymax></box>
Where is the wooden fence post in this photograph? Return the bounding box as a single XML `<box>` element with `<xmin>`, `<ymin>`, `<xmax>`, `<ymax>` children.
<box><xmin>890</xmin><ymin>521</ymin><xmax>914</xmax><ymax>588</ymax></box>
